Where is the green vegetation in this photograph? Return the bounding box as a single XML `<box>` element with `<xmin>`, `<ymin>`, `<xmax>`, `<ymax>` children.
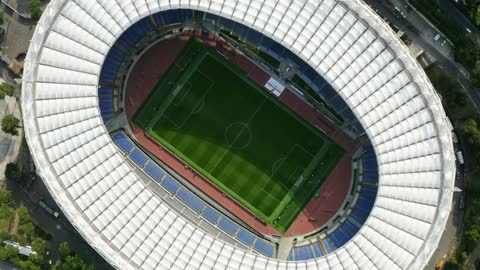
<box><xmin>29</xmin><ymin>0</ymin><xmax>42</xmax><ymax>21</ymax></box>
<box><xmin>426</xmin><ymin>64</ymin><xmax>480</xmax><ymax>269</ymax></box>
<box><xmin>410</xmin><ymin>0</ymin><xmax>480</xmax><ymax>87</ymax></box>
<box><xmin>52</xmin><ymin>242</ymin><xmax>94</xmax><ymax>270</ymax></box>
<box><xmin>0</xmin><ymin>203</ymin><xmax>13</xmax><ymax>232</ymax></box>
<box><xmin>0</xmin><ymin>188</ymin><xmax>91</xmax><ymax>269</ymax></box>
<box><xmin>133</xmin><ymin>39</ymin><xmax>343</xmax><ymax>232</ymax></box>
<box><xmin>1</xmin><ymin>114</ymin><xmax>20</xmax><ymax>135</ymax></box>
<box><xmin>5</xmin><ymin>162</ymin><xmax>20</xmax><ymax>180</ymax></box>
<box><xmin>411</xmin><ymin>0</ymin><xmax>478</xmax><ymax>69</ymax></box>
<box><xmin>0</xmin><ymin>83</ymin><xmax>15</xmax><ymax>101</ymax></box>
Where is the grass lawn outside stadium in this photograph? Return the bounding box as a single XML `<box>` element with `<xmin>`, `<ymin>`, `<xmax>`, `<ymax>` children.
<box><xmin>133</xmin><ymin>39</ymin><xmax>344</xmax><ymax>233</ymax></box>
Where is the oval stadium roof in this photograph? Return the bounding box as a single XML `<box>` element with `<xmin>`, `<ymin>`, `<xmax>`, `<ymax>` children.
<box><xmin>22</xmin><ymin>0</ymin><xmax>455</xmax><ymax>269</ymax></box>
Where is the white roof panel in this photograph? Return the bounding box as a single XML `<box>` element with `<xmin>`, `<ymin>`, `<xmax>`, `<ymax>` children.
<box><xmin>22</xmin><ymin>0</ymin><xmax>455</xmax><ymax>269</ymax></box>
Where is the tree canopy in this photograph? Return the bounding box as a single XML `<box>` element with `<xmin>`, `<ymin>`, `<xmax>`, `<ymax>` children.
<box><xmin>1</xmin><ymin>114</ymin><xmax>20</xmax><ymax>135</ymax></box>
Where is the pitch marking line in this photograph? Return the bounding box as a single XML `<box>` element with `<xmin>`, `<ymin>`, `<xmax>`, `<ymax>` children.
<box><xmin>208</xmin><ymin>97</ymin><xmax>267</xmax><ymax>175</ymax></box>
<box><xmin>171</xmin><ymin>81</ymin><xmax>192</xmax><ymax>106</ymax></box>
<box><xmin>160</xmin><ymin>69</ymin><xmax>215</xmax><ymax>129</ymax></box>
<box><xmin>261</xmin><ymin>144</ymin><xmax>314</xmax><ymax>199</ymax></box>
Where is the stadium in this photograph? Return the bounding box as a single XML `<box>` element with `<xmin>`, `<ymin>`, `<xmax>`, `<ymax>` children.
<box><xmin>21</xmin><ymin>0</ymin><xmax>455</xmax><ymax>269</ymax></box>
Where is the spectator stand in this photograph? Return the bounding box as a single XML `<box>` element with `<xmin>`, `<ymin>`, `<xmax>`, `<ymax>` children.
<box><xmin>110</xmin><ymin>131</ymin><xmax>276</xmax><ymax>257</ymax></box>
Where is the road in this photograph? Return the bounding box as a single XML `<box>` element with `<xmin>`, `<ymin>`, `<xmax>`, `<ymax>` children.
<box><xmin>365</xmin><ymin>0</ymin><xmax>480</xmax><ymax>111</ymax></box>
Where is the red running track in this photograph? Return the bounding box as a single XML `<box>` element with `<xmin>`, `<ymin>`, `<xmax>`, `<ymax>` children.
<box><xmin>124</xmin><ymin>32</ymin><xmax>358</xmax><ymax>236</ymax></box>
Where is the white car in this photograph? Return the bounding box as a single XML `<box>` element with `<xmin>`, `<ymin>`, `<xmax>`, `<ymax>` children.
<box><xmin>466</xmin><ymin>28</ymin><xmax>472</xmax><ymax>34</ymax></box>
<box><xmin>441</xmin><ymin>40</ymin><xmax>447</xmax><ymax>47</ymax></box>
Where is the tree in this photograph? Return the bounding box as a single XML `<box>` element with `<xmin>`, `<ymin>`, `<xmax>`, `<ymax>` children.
<box><xmin>5</xmin><ymin>163</ymin><xmax>20</xmax><ymax>180</ymax></box>
<box><xmin>0</xmin><ymin>230</ymin><xmax>9</xmax><ymax>241</ymax></box>
<box><xmin>466</xmin><ymin>224</ymin><xmax>480</xmax><ymax>242</ymax></box>
<box><xmin>62</xmin><ymin>255</ymin><xmax>87</xmax><ymax>270</ymax></box>
<box><xmin>5</xmin><ymin>244</ymin><xmax>18</xmax><ymax>260</ymax></box>
<box><xmin>58</xmin><ymin>242</ymin><xmax>71</xmax><ymax>258</ymax></box>
<box><xmin>18</xmin><ymin>207</ymin><xmax>31</xmax><ymax>224</ymax></box>
<box><xmin>0</xmin><ymin>12</ymin><xmax>4</xmax><ymax>25</ymax></box>
<box><xmin>0</xmin><ymin>83</ymin><xmax>15</xmax><ymax>97</ymax></box>
<box><xmin>29</xmin><ymin>0</ymin><xmax>42</xmax><ymax>20</ymax></box>
<box><xmin>11</xmin><ymin>233</ymin><xmax>26</xmax><ymax>245</ymax></box>
<box><xmin>0</xmin><ymin>189</ymin><xmax>11</xmax><ymax>205</ymax></box>
<box><xmin>1</xmin><ymin>114</ymin><xmax>20</xmax><ymax>135</ymax></box>
<box><xmin>19</xmin><ymin>222</ymin><xmax>34</xmax><ymax>237</ymax></box>
<box><xmin>464</xmin><ymin>119</ymin><xmax>480</xmax><ymax>146</ymax></box>
<box><xmin>31</xmin><ymin>238</ymin><xmax>46</xmax><ymax>255</ymax></box>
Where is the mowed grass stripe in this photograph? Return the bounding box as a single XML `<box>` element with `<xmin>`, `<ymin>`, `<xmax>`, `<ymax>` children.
<box><xmin>133</xmin><ymin>39</ymin><xmax>344</xmax><ymax>233</ymax></box>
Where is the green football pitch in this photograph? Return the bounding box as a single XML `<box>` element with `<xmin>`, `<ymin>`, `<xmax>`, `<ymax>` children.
<box><xmin>133</xmin><ymin>40</ymin><xmax>344</xmax><ymax>233</ymax></box>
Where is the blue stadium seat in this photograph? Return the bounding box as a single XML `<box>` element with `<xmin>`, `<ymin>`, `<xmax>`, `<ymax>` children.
<box><xmin>152</xmin><ymin>12</ymin><xmax>164</xmax><ymax>27</ymax></box>
<box><xmin>317</xmin><ymin>84</ymin><xmax>337</xmax><ymax>100</ymax></box>
<box><xmin>343</xmin><ymin>220</ymin><xmax>360</xmax><ymax>236</ymax></box>
<box><xmin>129</xmin><ymin>148</ymin><xmax>148</xmax><ymax>167</ymax></box>
<box><xmin>254</xmin><ymin>239</ymin><xmax>274</xmax><ymax>257</ymax></box>
<box><xmin>176</xmin><ymin>188</ymin><xmax>205</xmax><ymax>213</ymax></box>
<box><xmin>108</xmin><ymin>46</ymin><xmax>125</xmax><ymax>60</ymax></box>
<box><xmin>245</xmin><ymin>29</ymin><xmax>263</xmax><ymax>46</ymax></box>
<box><xmin>161</xmin><ymin>176</ymin><xmax>180</xmax><ymax>194</ymax></box>
<box><xmin>287</xmin><ymin>249</ymin><xmax>295</xmax><ymax>261</ymax></box>
<box><xmin>322</xmin><ymin>238</ymin><xmax>335</xmax><ymax>253</ymax></box>
<box><xmin>205</xmin><ymin>12</ymin><xmax>218</xmax><ymax>24</ymax></box>
<box><xmin>363</xmin><ymin>158</ymin><xmax>378</xmax><ymax>174</ymax></box>
<box><xmin>312</xmin><ymin>242</ymin><xmax>324</xmax><ymax>257</ymax></box>
<box><xmin>144</xmin><ymin>162</ymin><xmax>164</xmax><ymax>181</ymax></box>
<box><xmin>294</xmin><ymin>245</ymin><xmax>315</xmax><ymax>261</ymax></box>
<box><xmin>202</xmin><ymin>207</ymin><xmax>221</xmax><ymax>224</ymax></box>
<box><xmin>351</xmin><ymin>208</ymin><xmax>368</xmax><ymax>225</ymax></box>
<box><xmin>99</xmin><ymin>96</ymin><xmax>113</xmax><ymax>116</ymax></box>
<box><xmin>102</xmin><ymin>115</ymin><xmax>112</xmax><ymax>123</ymax></box>
<box><xmin>219</xmin><ymin>17</ymin><xmax>234</xmax><ymax>31</ymax></box>
<box><xmin>112</xmin><ymin>133</ymin><xmax>134</xmax><ymax>153</ymax></box>
<box><xmin>232</xmin><ymin>22</ymin><xmax>248</xmax><ymax>39</ymax></box>
<box><xmin>269</xmin><ymin>41</ymin><xmax>285</xmax><ymax>58</ymax></box>
<box><xmin>179</xmin><ymin>9</ymin><xmax>193</xmax><ymax>21</ymax></box>
<box><xmin>98</xmin><ymin>87</ymin><xmax>113</xmax><ymax>96</ymax></box>
<box><xmin>329</xmin><ymin>227</ymin><xmax>350</xmax><ymax>248</ymax></box>
<box><xmin>302</xmin><ymin>64</ymin><xmax>319</xmax><ymax>83</ymax></box>
<box><xmin>163</xmin><ymin>9</ymin><xmax>181</xmax><ymax>24</ymax></box>
<box><xmin>341</xmin><ymin>107</ymin><xmax>356</xmax><ymax>123</ymax></box>
<box><xmin>218</xmin><ymin>217</ymin><xmax>239</xmax><ymax>236</ymax></box>
<box><xmin>330</xmin><ymin>95</ymin><xmax>348</xmax><ymax>111</ymax></box>
<box><xmin>259</xmin><ymin>36</ymin><xmax>274</xmax><ymax>52</ymax></box>
<box><xmin>99</xmin><ymin>74</ymin><xmax>115</xmax><ymax>85</ymax></box>
<box><xmin>356</xmin><ymin>196</ymin><xmax>375</xmax><ymax>213</ymax></box>
<box><xmin>143</xmin><ymin>16</ymin><xmax>154</xmax><ymax>32</ymax></box>
<box><xmin>363</xmin><ymin>144</ymin><xmax>375</xmax><ymax>156</ymax></box>
<box><xmin>360</xmin><ymin>186</ymin><xmax>378</xmax><ymax>197</ymax></box>
<box><xmin>236</xmin><ymin>229</ymin><xmax>256</xmax><ymax>246</ymax></box>
<box><xmin>363</xmin><ymin>173</ymin><xmax>378</xmax><ymax>184</ymax></box>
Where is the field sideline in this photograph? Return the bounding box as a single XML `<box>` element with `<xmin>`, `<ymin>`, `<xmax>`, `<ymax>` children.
<box><xmin>133</xmin><ymin>39</ymin><xmax>344</xmax><ymax>233</ymax></box>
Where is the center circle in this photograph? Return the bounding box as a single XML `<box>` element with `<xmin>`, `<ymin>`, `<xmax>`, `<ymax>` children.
<box><xmin>225</xmin><ymin>122</ymin><xmax>252</xmax><ymax>150</ymax></box>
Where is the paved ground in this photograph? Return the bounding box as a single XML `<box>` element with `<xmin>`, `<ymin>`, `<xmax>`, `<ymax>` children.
<box><xmin>0</xmin><ymin>95</ymin><xmax>21</xmax><ymax>187</ymax></box>
<box><xmin>0</xmin><ymin>2</ymin><xmax>36</xmax><ymax>61</ymax></box>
